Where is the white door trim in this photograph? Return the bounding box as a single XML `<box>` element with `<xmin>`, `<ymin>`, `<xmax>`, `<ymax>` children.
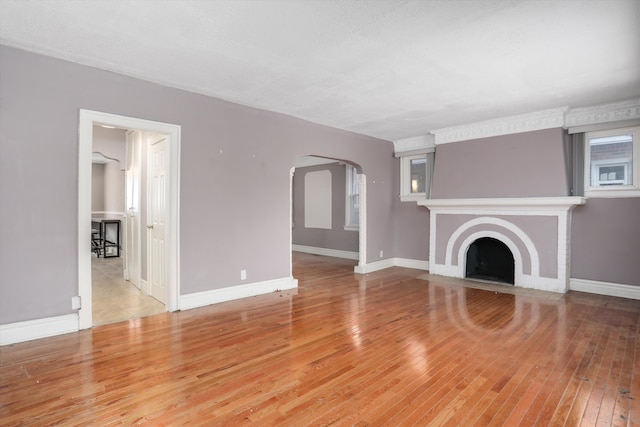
<box><xmin>125</xmin><ymin>130</ymin><xmax>142</xmax><ymax>289</ymax></box>
<box><xmin>78</xmin><ymin>109</ymin><xmax>181</xmax><ymax>330</ymax></box>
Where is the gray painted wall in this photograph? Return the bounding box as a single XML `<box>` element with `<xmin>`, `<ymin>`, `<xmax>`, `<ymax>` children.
<box><xmin>91</xmin><ymin>161</ymin><xmax>125</xmax><ymax>213</ymax></box>
<box><xmin>431</xmin><ymin>128</ymin><xmax>569</xmax><ymax>199</ymax></box>
<box><xmin>0</xmin><ymin>45</ymin><xmax>396</xmax><ymax>324</ymax></box>
<box><xmin>93</xmin><ymin>126</ymin><xmax>126</xmax><ymax>165</ymax></box>
<box><xmin>102</xmin><ymin>161</ymin><xmax>125</xmax><ymax>213</ymax></box>
<box><xmin>292</xmin><ymin>163</ymin><xmax>359</xmax><ymax>252</ymax></box>
<box><xmin>393</xmin><ymin>199</ymin><xmax>430</xmax><ymax>261</ymax></box>
<box><xmin>91</xmin><ymin>164</ymin><xmax>105</xmax><ymax>211</ymax></box>
<box><xmin>571</xmin><ymin>198</ymin><xmax>640</xmax><ymax>286</ymax></box>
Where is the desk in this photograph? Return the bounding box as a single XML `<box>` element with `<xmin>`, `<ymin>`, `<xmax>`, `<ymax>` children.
<box><xmin>91</xmin><ymin>217</ymin><xmax>121</xmax><ymax>258</ymax></box>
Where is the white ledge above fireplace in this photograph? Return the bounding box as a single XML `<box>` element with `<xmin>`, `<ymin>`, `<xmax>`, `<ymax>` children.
<box><xmin>418</xmin><ymin>197</ymin><xmax>586</xmax><ymax>293</ymax></box>
<box><xmin>418</xmin><ymin>197</ymin><xmax>586</xmax><ymax>211</ymax></box>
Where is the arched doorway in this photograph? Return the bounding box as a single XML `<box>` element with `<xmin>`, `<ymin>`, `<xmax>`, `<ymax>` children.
<box><xmin>290</xmin><ymin>156</ymin><xmax>367</xmax><ymax>276</ymax></box>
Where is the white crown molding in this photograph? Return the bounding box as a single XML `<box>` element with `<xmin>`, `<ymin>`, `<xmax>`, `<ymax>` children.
<box><xmin>393</xmin><ymin>134</ymin><xmax>435</xmax><ymax>155</ymax></box>
<box><xmin>564</xmin><ymin>98</ymin><xmax>640</xmax><ymax>128</ymax></box>
<box><xmin>431</xmin><ymin>107</ymin><xmax>568</xmax><ymax>145</ymax></box>
<box><xmin>403</xmin><ymin>99</ymin><xmax>639</xmax><ymax>146</ymax></box>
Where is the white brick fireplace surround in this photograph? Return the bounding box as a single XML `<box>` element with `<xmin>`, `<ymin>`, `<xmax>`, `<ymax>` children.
<box><xmin>418</xmin><ymin>197</ymin><xmax>586</xmax><ymax>293</ymax></box>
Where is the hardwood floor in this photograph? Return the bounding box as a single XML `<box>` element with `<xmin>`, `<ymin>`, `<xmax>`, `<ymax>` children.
<box><xmin>1</xmin><ymin>252</ymin><xmax>638</xmax><ymax>426</ymax></box>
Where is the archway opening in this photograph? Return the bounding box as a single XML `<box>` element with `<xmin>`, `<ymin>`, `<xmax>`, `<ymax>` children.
<box><xmin>290</xmin><ymin>155</ymin><xmax>366</xmax><ymax>276</ymax></box>
<box><xmin>465</xmin><ymin>237</ymin><xmax>515</xmax><ymax>285</ymax></box>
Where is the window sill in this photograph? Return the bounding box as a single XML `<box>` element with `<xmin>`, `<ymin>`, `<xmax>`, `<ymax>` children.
<box><xmin>400</xmin><ymin>193</ymin><xmax>427</xmax><ymax>203</ymax></box>
<box><xmin>343</xmin><ymin>225</ymin><xmax>359</xmax><ymax>231</ymax></box>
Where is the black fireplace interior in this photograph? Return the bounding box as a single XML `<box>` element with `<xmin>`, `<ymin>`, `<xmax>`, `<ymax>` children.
<box><xmin>465</xmin><ymin>237</ymin><xmax>515</xmax><ymax>284</ymax></box>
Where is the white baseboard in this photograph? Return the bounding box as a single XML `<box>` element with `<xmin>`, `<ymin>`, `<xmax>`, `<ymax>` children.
<box><xmin>180</xmin><ymin>276</ymin><xmax>299</xmax><ymax>311</ymax></box>
<box><xmin>354</xmin><ymin>258</ymin><xmax>396</xmax><ymax>274</ymax></box>
<box><xmin>394</xmin><ymin>258</ymin><xmax>430</xmax><ymax>271</ymax></box>
<box><xmin>570</xmin><ymin>278</ymin><xmax>640</xmax><ymax>300</ymax></box>
<box><xmin>292</xmin><ymin>245</ymin><xmax>359</xmax><ymax>260</ymax></box>
<box><xmin>140</xmin><ymin>278</ymin><xmax>149</xmax><ymax>294</ymax></box>
<box><xmin>292</xmin><ymin>246</ymin><xmax>429</xmax><ymax>273</ymax></box>
<box><xmin>355</xmin><ymin>257</ymin><xmax>429</xmax><ymax>274</ymax></box>
<box><xmin>0</xmin><ymin>314</ymin><xmax>78</xmax><ymax>346</ymax></box>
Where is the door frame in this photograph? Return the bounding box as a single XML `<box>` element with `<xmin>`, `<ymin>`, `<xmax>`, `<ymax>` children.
<box><xmin>78</xmin><ymin>109</ymin><xmax>181</xmax><ymax>330</ymax></box>
<box><xmin>124</xmin><ymin>130</ymin><xmax>142</xmax><ymax>289</ymax></box>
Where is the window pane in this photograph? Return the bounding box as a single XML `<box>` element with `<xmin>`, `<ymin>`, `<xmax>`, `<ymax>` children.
<box><xmin>349</xmin><ymin>194</ymin><xmax>359</xmax><ymax>225</ymax></box>
<box><xmin>345</xmin><ymin>165</ymin><xmax>359</xmax><ymax>228</ymax></box>
<box><xmin>589</xmin><ymin>134</ymin><xmax>633</xmax><ymax>186</ymax></box>
<box><xmin>410</xmin><ymin>158</ymin><xmax>426</xmax><ymax>193</ymax></box>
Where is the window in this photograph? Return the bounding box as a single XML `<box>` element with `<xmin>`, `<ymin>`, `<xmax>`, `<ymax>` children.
<box><xmin>344</xmin><ymin>164</ymin><xmax>359</xmax><ymax>230</ymax></box>
<box><xmin>585</xmin><ymin>126</ymin><xmax>639</xmax><ymax>197</ymax></box>
<box><xmin>400</xmin><ymin>152</ymin><xmax>433</xmax><ymax>202</ymax></box>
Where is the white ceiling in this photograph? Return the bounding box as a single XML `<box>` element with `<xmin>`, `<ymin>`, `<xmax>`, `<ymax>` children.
<box><xmin>1</xmin><ymin>0</ymin><xmax>638</xmax><ymax>141</ymax></box>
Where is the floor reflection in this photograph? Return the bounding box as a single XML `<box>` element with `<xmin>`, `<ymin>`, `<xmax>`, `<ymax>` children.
<box><xmin>3</xmin><ymin>252</ymin><xmax>636</xmax><ymax>425</ymax></box>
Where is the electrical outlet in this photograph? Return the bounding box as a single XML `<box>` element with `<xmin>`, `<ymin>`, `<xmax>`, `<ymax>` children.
<box><xmin>71</xmin><ymin>296</ymin><xmax>81</xmax><ymax>310</ymax></box>
<box><xmin>380</xmin><ymin>250</ymin><xmax>384</xmax><ymax>258</ymax></box>
<box><xmin>240</xmin><ymin>270</ymin><xmax>247</xmax><ymax>280</ymax></box>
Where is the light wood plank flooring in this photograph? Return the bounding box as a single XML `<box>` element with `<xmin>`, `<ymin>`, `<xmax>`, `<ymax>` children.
<box><xmin>1</xmin><ymin>252</ymin><xmax>638</xmax><ymax>425</ymax></box>
<box><xmin>92</xmin><ymin>255</ymin><xmax>165</xmax><ymax>326</ymax></box>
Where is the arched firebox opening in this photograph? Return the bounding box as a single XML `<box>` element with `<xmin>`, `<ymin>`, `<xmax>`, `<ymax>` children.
<box><xmin>465</xmin><ymin>237</ymin><xmax>515</xmax><ymax>285</ymax></box>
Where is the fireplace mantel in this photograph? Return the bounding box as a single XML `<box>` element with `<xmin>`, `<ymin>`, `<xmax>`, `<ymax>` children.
<box><xmin>418</xmin><ymin>197</ymin><xmax>586</xmax><ymax>293</ymax></box>
<box><xmin>418</xmin><ymin>197</ymin><xmax>586</xmax><ymax>211</ymax></box>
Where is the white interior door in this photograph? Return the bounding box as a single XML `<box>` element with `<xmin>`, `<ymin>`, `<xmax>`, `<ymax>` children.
<box><xmin>148</xmin><ymin>134</ymin><xmax>167</xmax><ymax>304</ymax></box>
<box><xmin>125</xmin><ymin>130</ymin><xmax>141</xmax><ymax>288</ymax></box>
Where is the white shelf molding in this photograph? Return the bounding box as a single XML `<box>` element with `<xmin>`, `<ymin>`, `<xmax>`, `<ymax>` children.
<box><xmin>419</xmin><ymin>197</ymin><xmax>587</xmax><ymax>212</ymax></box>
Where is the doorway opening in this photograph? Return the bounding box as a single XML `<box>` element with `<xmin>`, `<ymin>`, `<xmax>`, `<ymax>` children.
<box><xmin>78</xmin><ymin>110</ymin><xmax>181</xmax><ymax>329</ymax></box>
<box><xmin>289</xmin><ymin>156</ymin><xmax>366</xmax><ymax>278</ymax></box>
<box><xmin>465</xmin><ymin>237</ymin><xmax>515</xmax><ymax>285</ymax></box>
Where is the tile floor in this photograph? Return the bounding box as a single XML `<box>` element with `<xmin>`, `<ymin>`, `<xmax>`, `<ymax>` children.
<box><xmin>92</xmin><ymin>255</ymin><xmax>165</xmax><ymax>326</ymax></box>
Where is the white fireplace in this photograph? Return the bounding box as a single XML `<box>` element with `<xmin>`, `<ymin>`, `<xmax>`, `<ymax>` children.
<box><xmin>418</xmin><ymin>197</ymin><xmax>586</xmax><ymax>293</ymax></box>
